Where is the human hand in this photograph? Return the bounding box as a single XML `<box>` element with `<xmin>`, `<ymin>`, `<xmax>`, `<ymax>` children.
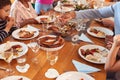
<box><xmin>113</xmin><ymin>35</ymin><xmax>120</xmax><ymax>47</ymax></box>
<box><xmin>5</xmin><ymin>17</ymin><xmax>15</xmax><ymax>32</ymax></box>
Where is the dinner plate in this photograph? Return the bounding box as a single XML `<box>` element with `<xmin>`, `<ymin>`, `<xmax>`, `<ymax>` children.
<box><xmin>56</xmin><ymin>71</ymin><xmax>95</xmax><ymax>80</ymax></box>
<box><xmin>1</xmin><ymin>75</ymin><xmax>30</xmax><ymax>80</ymax></box>
<box><xmin>87</xmin><ymin>26</ymin><xmax>113</xmax><ymax>38</ymax></box>
<box><xmin>0</xmin><ymin>42</ymin><xmax>28</xmax><ymax>59</ymax></box>
<box><xmin>78</xmin><ymin>44</ymin><xmax>109</xmax><ymax>64</ymax></box>
<box><xmin>35</xmin><ymin>15</ymin><xmax>55</xmax><ymax>23</ymax></box>
<box><xmin>38</xmin><ymin>35</ymin><xmax>65</xmax><ymax>51</ymax></box>
<box><xmin>12</xmin><ymin>27</ymin><xmax>39</xmax><ymax>40</ymax></box>
<box><xmin>54</xmin><ymin>6</ymin><xmax>74</xmax><ymax>13</ymax></box>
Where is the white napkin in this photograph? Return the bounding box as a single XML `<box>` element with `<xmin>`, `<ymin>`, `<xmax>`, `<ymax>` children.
<box><xmin>72</xmin><ymin>60</ymin><xmax>101</xmax><ymax>73</ymax></box>
<box><xmin>27</xmin><ymin>25</ymin><xmax>39</xmax><ymax>31</ymax></box>
<box><xmin>79</xmin><ymin>33</ymin><xmax>94</xmax><ymax>43</ymax></box>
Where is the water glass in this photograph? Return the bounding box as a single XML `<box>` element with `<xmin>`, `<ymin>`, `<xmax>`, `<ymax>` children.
<box><xmin>16</xmin><ymin>55</ymin><xmax>30</xmax><ymax>73</ymax></box>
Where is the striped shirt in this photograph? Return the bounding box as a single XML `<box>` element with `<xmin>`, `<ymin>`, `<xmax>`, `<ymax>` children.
<box><xmin>0</xmin><ymin>19</ymin><xmax>17</xmax><ymax>43</ymax></box>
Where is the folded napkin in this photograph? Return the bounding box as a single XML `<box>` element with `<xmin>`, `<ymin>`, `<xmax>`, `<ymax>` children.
<box><xmin>72</xmin><ymin>60</ymin><xmax>101</xmax><ymax>73</ymax></box>
<box><xmin>79</xmin><ymin>33</ymin><xmax>94</xmax><ymax>43</ymax></box>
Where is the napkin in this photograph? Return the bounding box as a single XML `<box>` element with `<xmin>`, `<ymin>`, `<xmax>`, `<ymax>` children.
<box><xmin>79</xmin><ymin>33</ymin><xmax>94</xmax><ymax>43</ymax></box>
<box><xmin>72</xmin><ymin>60</ymin><xmax>101</xmax><ymax>73</ymax></box>
<box><xmin>27</xmin><ymin>25</ymin><xmax>39</xmax><ymax>31</ymax></box>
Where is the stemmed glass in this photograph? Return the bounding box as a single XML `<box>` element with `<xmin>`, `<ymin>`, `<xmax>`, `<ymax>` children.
<box><xmin>29</xmin><ymin>39</ymin><xmax>40</xmax><ymax>64</ymax></box>
<box><xmin>2</xmin><ymin>48</ymin><xmax>14</xmax><ymax>75</ymax></box>
<box><xmin>45</xmin><ymin>50</ymin><xmax>59</xmax><ymax>78</ymax></box>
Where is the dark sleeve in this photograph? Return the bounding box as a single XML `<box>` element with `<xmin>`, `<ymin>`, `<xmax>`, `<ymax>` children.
<box><xmin>8</xmin><ymin>26</ymin><xmax>18</xmax><ymax>35</ymax></box>
<box><xmin>0</xmin><ymin>30</ymin><xmax>9</xmax><ymax>42</ymax></box>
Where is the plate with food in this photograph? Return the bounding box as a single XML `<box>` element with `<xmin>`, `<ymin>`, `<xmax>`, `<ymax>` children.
<box><xmin>56</xmin><ymin>71</ymin><xmax>95</xmax><ymax>80</ymax></box>
<box><xmin>78</xmin><ymin>44</ymin><xmax>109</xmax><ymax>64</ymax></box>
<box><xmin>12</xmin><ymin>27</ymin><xmax>39</xmax><ymax>40</ymax></box>
<box><xmin>37</xmin><ymin>35</ymin><xmax>65</xmax><ymax>51</ymax></box>
<box><xmin>87</xmin><ymin>27</ymin><xmax>113</xmax><ymax>38</ymax></box>
<box><xmin>1</xmin><ymin>75</ymin><xmax>30</xmax><ymax>80</ymax></box>
<box><xmin>35</xmin><ymin>15</ymin><xmax>55</xmax><ymax>23</ymax></box>
<box><xmin>0</xmin><ymin>42</ymin><xmax>28</xmax><ymax>59</ymax></box>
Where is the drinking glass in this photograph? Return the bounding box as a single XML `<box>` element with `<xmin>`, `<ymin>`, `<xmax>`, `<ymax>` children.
<box><xmin>2</xmin><ymin>48</ymin><xmax>14</xmax><ymax>75</ymax></box>
<box><xmin>16</xmin><ymin>55</ymin><xmax>30</xmax><ymax>73</ymax></box>
<box><xmin>45</xmin><ymin>50</ymin><xmax>59</xmax><ymax>78</ymax></box>
<box><xmin>29</xmin><ymin>39</ymin><xmax>40</xmax><ymax>64</ymax></box>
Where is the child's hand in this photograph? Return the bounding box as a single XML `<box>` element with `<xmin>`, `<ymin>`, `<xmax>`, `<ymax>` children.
<box><xmin>5</xmin><ymin>17</ymin><xmax>15</xmax><ymax>32</ymax></box>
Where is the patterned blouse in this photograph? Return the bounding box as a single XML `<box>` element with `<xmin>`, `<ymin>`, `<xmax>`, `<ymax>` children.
<box><xmin>10</xmin><ymin>0</ymin><xmax>37</xmax><ymax>27</ymax></box>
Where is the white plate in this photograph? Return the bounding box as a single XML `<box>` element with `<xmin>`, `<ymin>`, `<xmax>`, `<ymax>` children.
<box><xmin>54</xmin><ymin>6</ymin><xmax>74</xmax><ymax>13</ymax></box>
<box><xmin>0</xmin><ymin>42</ymin><xmax>28</xmax><ymax>59</ymax></box>
<box><xmin>38</xmin><ymin>35</ymin><xmax>64</xmax><ymax>51</ymax></box>
<box><xmin>35</xmin><ymin>15</ymin><xmax>55</xmax><ymax>23</ymax></box>
<box><xmin>12</xmin><ymin>27</ymin><xmax>39</xmax><ymax>40</ymax></box>
<box><xmin>56</xmin><ymin>71</ymin><xmax>95</xmax><ymax>80</ymax></box>
<box><xmin>78</xmin><ymin>44</ymin><xmax>109</xmax><ymax>64</ymax></box>
<box><xmin>87</xmin><ymin>27</ymin><xmax>113</xmax><ymax>38</ymax></box>
<box><xmin>1</xmin><ymin>75</ymin><xmax>30</xmax><ymax>80</ymax></box>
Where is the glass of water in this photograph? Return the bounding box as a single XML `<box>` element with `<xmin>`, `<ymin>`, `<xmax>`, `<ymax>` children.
<box><xmin>16</xmin><ymin>55</ymin><xmax>30</xmax><ymax>73</ymax></box>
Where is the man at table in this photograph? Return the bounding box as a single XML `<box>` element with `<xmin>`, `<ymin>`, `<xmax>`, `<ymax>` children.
<box><xmin>62</xmin><ymin>2</ymin><xmax>120</xmax><ymax>35</ymax></box>
<box><xmin>61</xmin><ymin>2</ymin><xmax>120</xmax><ymax>80</ymax></box>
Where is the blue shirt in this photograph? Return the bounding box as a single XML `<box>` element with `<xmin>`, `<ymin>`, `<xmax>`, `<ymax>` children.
<box><xmin>75</xmin><ymin>2</ymin><xmax>120</xmax><ymax>35</ymax></box>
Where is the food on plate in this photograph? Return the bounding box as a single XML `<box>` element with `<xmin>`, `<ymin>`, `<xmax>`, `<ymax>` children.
<box><xmin>40</xmin><ymin>17</ymin><xmax>50</xmax><ymax>23</ymax></box>
<box><xmin>5</xmin><ymin>45</ymin><xmax>23</xmax><ymax>56</ymax></box>
<box><xmin>80</xmin><ymin>48</ymin><xmax>108</xmax><ymax>62</ymax></box>
<box><xmin>18</xmin><ymin>30</ymin><xmax>35</xmax><ymax>38</ymax></box>
<box><xmin>48</xmin><ymin>22</ymin><xmax>76</xmax><ymax>37</ymax></box>
<box><xmin>38</xmin><ymin>36</ymin><xmax>64</xmax><ymax>48</ymax></box>
<box><xmin>90</xmin><ymin>28</ymin><xmax>105</xmax><ymax>37</ymax></box>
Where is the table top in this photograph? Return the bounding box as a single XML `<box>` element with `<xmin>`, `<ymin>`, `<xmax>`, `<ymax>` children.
<box><xmin>0</xmin><ymin>20</ymin><xmax>109</xmax><ymax>80</ymax></box>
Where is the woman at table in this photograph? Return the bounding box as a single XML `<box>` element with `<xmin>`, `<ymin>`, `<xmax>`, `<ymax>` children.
<box><xmin>61</xmin><ymin>2</ymin><xmax>120</xmax><ymax>35</ymax></box>
<box><xmin>10</xmin><ymin>0</ymin><xmax>38</xmax><ymax>27</ymax></box>
<box><xmin>0</xmin><ymin>0</ymin><xmax>17</xmax><ymax>42</ymax></box>
<box><xmin>105</xmin><ymin>34</ymin><xmax>120</xmax><ymax>80</ymax></box>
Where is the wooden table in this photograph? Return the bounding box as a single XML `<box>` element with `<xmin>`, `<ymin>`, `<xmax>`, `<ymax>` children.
<box><xmin>0</xmin><ymin>21</ymin><xmax>107</xmax><ymax>80</ymax></box>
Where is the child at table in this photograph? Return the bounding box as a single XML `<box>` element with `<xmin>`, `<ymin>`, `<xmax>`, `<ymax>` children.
<box><xmin>0</xmin><ymin>0</ymin><xmax>17</xmax><ymax>43</ymax></box>
<box><xmin>35</xmin><ymin>0</ymin><xmax>55</xmax><ymax>15</ymax></box>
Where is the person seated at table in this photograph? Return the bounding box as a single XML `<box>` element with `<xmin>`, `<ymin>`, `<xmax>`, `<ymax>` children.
<box><xmin>61</xmin><ymin>2</ymin><xmax>120</xmax><ymax>35</ymax></box>
<box><xmin>10</xmin><ymin>0</ymin><xmax>38</xmax><ymax>28</ymax></box>
<box><xmin>105</xmin><ymin>34</ymin><xmax>120</xmax><ymax>80</ymax></box>
<box><xmin>35</xmin><ymin>0</ymin><xmax>54</xmax><ymax>15</ymax></box>
<box><xmin>0</xmin><ymin>0</ymin><xmax>17</xmax><ymax>43</ymax></box>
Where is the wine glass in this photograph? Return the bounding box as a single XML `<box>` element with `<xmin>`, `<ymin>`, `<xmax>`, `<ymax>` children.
<box><xmin>29</xmin><ymin>39</ymin><xmax>40</xmax><ymax>64</ymax></box>
<box><xmin>2</xmin><ymin>48</ymin><xmax>14</xmax><ymax>75</ymax></box>
<box><xmin>45</xmin><ymin>50</ymin><xmax>59</xmax><ymax>78</ymax></box>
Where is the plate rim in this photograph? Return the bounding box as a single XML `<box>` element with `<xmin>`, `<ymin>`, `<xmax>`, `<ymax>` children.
<box><xmin>78</xmin><ymin>44</ymin><xmax>109</xmax><ymax>64</ymax></box>
<box><xmin>1</xmin><ymin>75</ymin><xmax>30</xmax><ymax>80</ymax></box>
<box><xmin>87</xmin><ymin>26</ymin><xmax>113</xmax><ymax>38</ymax></box>
<box><xmin>56</xmin><ymin>71</ymin><xmax>95</xmax><ymax>80</ymax></box>
<box><xmin>0</xmin><ymin>42</ymin><xmax>28</xmax><ymax>59</ymax></box>
<box><xmin>35</xmin><ymin>15</ymin><xmax>55</xmax><ymax>23</ymax></box>
<box><xmin>12</xmin><ymin>28</ymin><xmax>39</xmax><ymax>40</ymax></box>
